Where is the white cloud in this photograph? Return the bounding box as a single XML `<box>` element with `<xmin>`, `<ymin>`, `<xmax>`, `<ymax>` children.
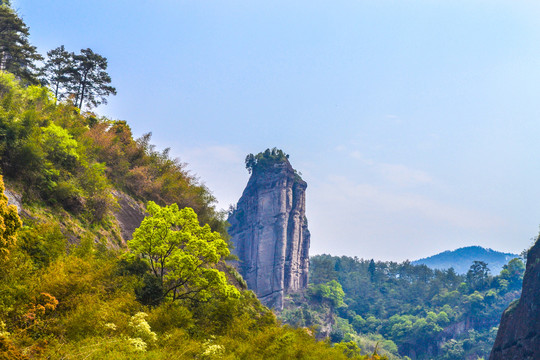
<box><xmin>349</xmin><ymin>150</ymin><xmax>363</xmax><ymax>160</ymax></box>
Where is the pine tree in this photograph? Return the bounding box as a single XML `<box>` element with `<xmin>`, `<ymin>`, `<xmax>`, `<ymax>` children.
<box><xmin>41</xmin><ymin>45</ymin><xmax>73</xmax><ymax>102</ymax></box>
<box><xmin>0</xmin><ymin>2</ymin><xmax>42</xmax><ymax>83</ymax></box>
<box><xmin>70</xmin><ymin>48</ymin><xmax>116</xmax><ymax>109</ymax></box>
<box><xmin>368</xmin><ymin>259</ymin><xmax>376</xmax><ymax>282</ymax></box>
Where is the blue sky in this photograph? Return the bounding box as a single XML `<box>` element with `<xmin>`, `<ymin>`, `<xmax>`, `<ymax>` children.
<box><xmin>14</xmin><ymin>0</ymin><xmax>540</xmax><ymax>261</ymax></box>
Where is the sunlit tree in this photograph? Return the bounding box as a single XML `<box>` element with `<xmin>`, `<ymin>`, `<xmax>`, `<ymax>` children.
<box><xmin>128</xmin><ymin>202</ymin><xmax>239</xmax><ymax>302</ymax></box>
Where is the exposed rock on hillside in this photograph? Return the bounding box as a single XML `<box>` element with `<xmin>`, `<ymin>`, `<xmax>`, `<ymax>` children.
<box><xmin>228</xmin><ymin>150</ymin><xmax>310</xmax><ymax>309</ymax></box>
<box><xmin>4</xmin><ymin>188</ymin><xmax>23</xmax><ymax>214</ymax></box>
<box><xmin>489</xmin><ymin>238</ymin><xmax>540</xmax><ymax>360</ymax></box>
<box><xmin>111</xmin><ymin>189</ymin><xmax>146</xmax><ymax>242</ymax></box>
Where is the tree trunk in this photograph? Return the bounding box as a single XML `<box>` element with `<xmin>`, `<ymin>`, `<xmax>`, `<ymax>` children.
<box><xmin>79</xmin><ymin>71</ymin><xmax>87</xmax><ymax>109</ymax></box>
<box><xmin>54</xmin><ymin>81</ymin><xmax>59</xmax><ymax>103</ymax></box>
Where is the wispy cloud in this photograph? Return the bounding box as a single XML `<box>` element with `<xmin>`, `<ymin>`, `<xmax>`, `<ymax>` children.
<box><xmin>317</xmin><ymin>175</ymin><xmax>500</xmax><ymax>230</ymax></box>
<box><xmin>348</xmin><ymin>151</ymin><xmax>432</xmax><ymax>187</ymax></box>
<box><xmin>377</xmin><ymin>163</ymin><xmax>432</xmax><ymax>186</ymax></box>
<box><xmin>175</xmin><ymin>145</ymin><xmax>248</xmax><ymax>210</ymax></box>
<box><xmin>182</xmin><ymin>145</ymin><xmax>244</xmax><ymax>164</ymax></box>
<box><xmin>307</xmin><ymin>174</ymin><xmax>507</xmax><ymax>260</ymax></box>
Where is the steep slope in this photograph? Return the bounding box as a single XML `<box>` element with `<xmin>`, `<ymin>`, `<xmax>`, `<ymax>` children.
<box><xmin>489</xmin><ymin>238</ymin><xmax>540</xmax><ymax>360</ymax></box>
<box><xmin>413</xmin><ymin>246</ymin><xmax>518</xmax><ymax>274</ymax></box>
<box><xmin>228</xmin><ymin>149</ymin><xmax>310</xmax><ymax>310</ymax></box>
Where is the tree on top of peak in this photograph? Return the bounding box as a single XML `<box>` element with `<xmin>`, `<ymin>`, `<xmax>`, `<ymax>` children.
<box><xmin>245</xmin><ymin>147</ymin><xmax>290</xmax><ymax>174</ymax></box>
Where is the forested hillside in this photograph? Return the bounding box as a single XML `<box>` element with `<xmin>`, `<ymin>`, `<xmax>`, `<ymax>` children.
<box><xmin>281</xmin><ymin>254</ymin><xmax>525</xmax><ymax>359</ymax></box>
<box><xmin>0</xmin><ymin>3</ymin><xmax>385</xmax><ymax>359</ymax></box>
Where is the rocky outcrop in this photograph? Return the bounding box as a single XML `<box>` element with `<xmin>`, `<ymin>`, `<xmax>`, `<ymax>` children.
<box><xmin>228</xmin><ymin>154</ymin><xmax>310</xmax><ymax>310</ymax></box>
<box><xmin>111</xmin><ymin>189</ymin><xmax>146</xmax><ymax>242</ymax></box>
<box><xmin>489</xmin><ymin>238</ymin><xmax>540</xmax><ymax>360</ymax></box>
<box><xmin>4</xmin><ymin>188</ymin><xmax>23</xmax><ymax>214</ymax></box>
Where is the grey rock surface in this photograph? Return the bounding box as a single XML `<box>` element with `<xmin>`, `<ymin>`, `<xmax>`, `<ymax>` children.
<box><xmin>489</xmin><ymin>238</ymin><xmax>540</xmax><ymax>360</ymax></box>
<box><xmin>111</xmin><ymin>189</ymin><xmax>146</xmax><ymax>243</ymax></box>
<box><xmin>4</xmin><ymin>187</ymin><xmax>23</xmax><ymax>214</ymax></box>
<box><xmin>228</xmin><ymin>159</ymin><xmax>310</xmax><ymax>310</ymax></box>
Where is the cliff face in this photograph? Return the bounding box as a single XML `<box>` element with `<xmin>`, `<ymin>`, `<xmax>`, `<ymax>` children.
<box><xmin>228</xmin><ymin>158</ymin><xmax>310</xmax><ymax>310</ymax></box>
<box><xmin>489</xmin><ymin>238</ymin><xmax>540</xmax><ymax>360</ymax></box>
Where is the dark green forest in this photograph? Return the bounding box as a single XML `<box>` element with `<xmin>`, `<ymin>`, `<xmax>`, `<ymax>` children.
<box><xmin>281</xmin><ymin>254</ymin><xmax>525</xmax><ymax>359</ymax></box>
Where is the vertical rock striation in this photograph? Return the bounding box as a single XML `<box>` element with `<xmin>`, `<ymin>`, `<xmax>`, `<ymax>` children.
<box><xmin>489</xmin><ymin>237</ymin><xmax>540</xmax><ymax>360</ymax></box>
<box><xmin>228</xmin><ymin>151</ymin><xmax>310</xmax><ymax>310</ymax></box>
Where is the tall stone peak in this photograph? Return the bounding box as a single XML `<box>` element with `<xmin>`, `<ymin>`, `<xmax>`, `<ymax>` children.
<box><xmin>228</xmin><ymin>149</ymin><xmax>310</xmax><ymax>310</ymax></box>
<box><xmin>489</xmin><ymin>237</ymin><xmax>540</xmax><ymax>360</ymax></box>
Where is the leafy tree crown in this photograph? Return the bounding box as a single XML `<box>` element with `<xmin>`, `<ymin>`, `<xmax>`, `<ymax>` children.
<box><xmin>128</xmin><ymin>201</ymin><xmax>239</xmax><ymax>303</ymax></box>
<box><xmin>245</xmin><ymin>147</ymin><xmax>290</xmax><ymax>174</ymax></box>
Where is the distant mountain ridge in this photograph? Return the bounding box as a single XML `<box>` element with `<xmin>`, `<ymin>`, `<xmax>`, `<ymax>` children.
<box><xmin>412</xmin><ymin>246</ymin><xmax>519</xmax><ymax>274</ymax></box>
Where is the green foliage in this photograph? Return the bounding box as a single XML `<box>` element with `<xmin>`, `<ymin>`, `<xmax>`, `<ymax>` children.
<box><xmin>18</xmin><ymin>222</ymin><xmax>66</xmax><ymax>268</ymax></box>
<box><xmin>498</xmin><ymin>258</ymin><xmax>525</xmax><ymax>291</ymax></box>
<box><xmin>70</xmin><ymin>48</ymin><xmax>117</xmax><ymax>109</ymax></box>
<box><xmin>334</xmin><ymin>341</ymin><xmax>362</xmax><ymax>358</ymax></box>
<box><xmin>466</xmin><ymin>261</ymin><xmax>490</xmax><ymax>291</ymax></box>
<box><xmin>309</xmin><ymin>280</ymin><xmax>346</xmax><ymax>308</ymax></box>
<box><xmin>439</xmin><ymin>339</ymin><xmax>465</xmax><ymax>360</ymax></box>
<box><xmin>245</xmin><ymin>147</ymin><xmax>290</xmax><ymax>174</ymax></box>
<box><xmin>0</xmin><ymin>72</ymin><xmax>226</xmax><ymax>231</ymax></box>
<box><xmin>0</xmin><ymin>175</ymin><xmax>21</xmax><ymax>259</ymax></box>
<box><xmin>300</xmin><ymin>254</ymin><xmax>523</xmax><ymax>360</ymax></box>
<box><xmin>0</xmin><ymin>12</ymin><xmax>522</xmax><ymax>358</ymax></box>
<box><xmin>128</xmin><ymin>201</ymin><xmax>239</xmax><ymax>303</ymax></box>
<box><xmin>0</xmin><ymin>4</ymin><xmax>42</xmax><ymax>83</ymax></box>
<box><xmin>40</xmin><ymin>45</ymin><xmax>117</xmax><ymax>109</ymax></box>
<box><xmin>0</xmin><ymin>238</ymin><xmax>379</xmax><ymax>359</ymax></box>
<box><xmin>147</xmin><ymin>302</ymin><xmax>193</xmax><ymax>334</ymax></box>
<box><xmin>41</xmin><ymin>45</ymin><xmax>72</xmax><ymax>101</ymax></box>
<box><xmin>85</xmin><ymin>122</ymin><xmax>228</xmax><ymax>235</ymax></box>
<box><xmin>41</xmin><ymin>123</ymin><xmax>80</xmax><ymax>167</ymax></box>
<box><xmin>0</xmin><ymin>71</ymin><xmax>115</xmax><ymax>222</ymax></box>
